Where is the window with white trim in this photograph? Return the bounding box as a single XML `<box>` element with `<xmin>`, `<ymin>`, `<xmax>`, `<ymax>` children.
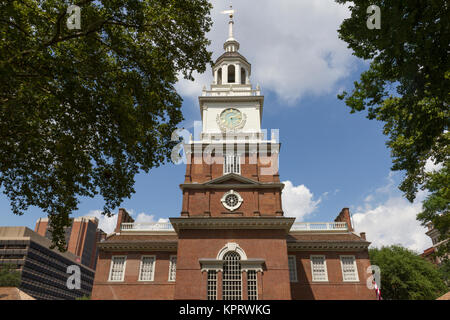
<box><xmin>207</xmin><ymin>270</ymin><xmax>217</xmax><ymax>300</ymax></box>
<box><xmin>311</xmin><ymin>255</ymin><xmax>328</xmax><ymax>282</ymax></box>
<box><xmin>222</xmin><ymin>251</ymin><xmax>242</xmax><ymax>300</ymax></box>
<box><xmin>224</xmin><ymin>154</ymin><xmax>240</xmax><ymax>174</ymax></box>
<box><xmin>139</xmin><ymin>256</ymin><xmax>156</xmax><ymax>281</ymax></box>
<box><xmin>168</xmin><ymin>256</ymin><xmax>177</xmax><ymax>281</ymax></box>
<box><xmin>247</xmin><ymin>270</ymin><xmax>258</xmax><ymax>300</ymax></box>
<box><xmin>109</xmin><ymin>256</ymin><xmax>126</xmax><ymax>282</ymax></box>
<box><xmin>340</xmin><ymin>255</ymin><xmax>359</xmax><ymax>282</ymax></box>
<box><xmin>288</xmin><ymin>255</ymin><xmax>298</xmax><ymax>282</ymax></box>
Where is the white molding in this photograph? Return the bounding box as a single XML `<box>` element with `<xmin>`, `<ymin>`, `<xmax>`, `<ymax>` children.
<box><xmin>217</xmin><ymin>242</ymin><xmax>247</xmax><ymax>260</ymax></box>
<box><xmin>221</xmin><ymin>190</ymin><xmax>243</xmax><ymax>212</ymax></box>
<box><xmin>168</xmin><ymin>255</ymin><xmax>177</xmax><ymax>282</ymax></box>
<box><xmin>108</xmin><ymin>255</ymin><xmax>127</xmax><ymax>282</ymax></box>
<box><xmin>339</xmin><ymin>255</ymin><xmax>359</xmax><ymax>282</ymax></box>
<box><xmin>170</xmin><ymin>217</ymin><xmax>295</xmax><ymax>233</ymax></box>
<box><xmin>310</xmin><ymin>255</ymin><xmax>329</xmax><ymax>282</ymax></box>
<box><xmin>138</xmin><ymin>255</ymin><xmax>156</xmax><ymax>282</ymax></box>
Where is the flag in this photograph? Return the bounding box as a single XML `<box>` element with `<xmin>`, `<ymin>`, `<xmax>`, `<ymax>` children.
<box><xmin>372</xmin><ymin>279</ymin><xmax>382</xmax><ymax>300</ymax></box>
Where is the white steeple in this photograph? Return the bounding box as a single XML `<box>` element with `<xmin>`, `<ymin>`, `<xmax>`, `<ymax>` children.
<box><xmin>196</xmin><ymin>5</ymin><xmax>265</xmax><ymax>143</ymax></box>
<box><xmin>202</xmin><ymin>5</ymin><xmax>261</xmax><ymax>97</ymax></box>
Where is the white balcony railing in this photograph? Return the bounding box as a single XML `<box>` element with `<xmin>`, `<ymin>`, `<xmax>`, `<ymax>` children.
<box><xmin>290</xmin><ymin>222</ymin><xmax>347</xmax><ymax>231</ymax></box>
<box><xmin>120</xmin><ymin>222</ymin><xmax>174</xmax><ymax>231</ymax></box>
<box><xmin>120</xmin><ymin>221</ymin><xmax>347</xmax><ymax>232</ymax></box>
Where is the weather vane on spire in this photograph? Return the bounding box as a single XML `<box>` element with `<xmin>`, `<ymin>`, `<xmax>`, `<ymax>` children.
<box><xmin>221</xmin><ymin>5</ymin><xmax>235</xmax><ymax>41</ymax></box>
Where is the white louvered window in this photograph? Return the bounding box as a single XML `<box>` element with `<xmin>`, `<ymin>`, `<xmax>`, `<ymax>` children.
<box><xmin>340</xmin><ymin>255</ymin><xmax>359</xmax><ymax>282</ymax></box>
<box><xmin>224</xmin><ymin>154</ymin><xmax>241</xmax><ymax>174</ymax></box>
<box><xmin>207</xmin><ymin>270</ymin><xmax>217</xmax><ymax>300</ymax></box>
<box><xmin>109</xmin><ymin>256</ymin><xmax>126</xmax><ymax>282</ymax></box>
<box><xmin>311</xmin><ymin>255</ymin><xmax>328</xmax><ymax>282</ymax></box>
<box><xmin>222</xmin><ymin>251</ymin><xmax>242</xmax><ymax>300</ymax></box>
<box><xmin>247</xmin><ymin>270</ymin><xmax>258</xmax><ymax>300</ymax></box>
<box><xmin>168</xmin><ymin>256</ymin><xmax>177</xmax><ymax>281</ymax></box>
<box><xmin>139</xmin><ymin>256</ymin><xmax>156</xmax><ymax>281</ymax></box>
<box><xmin>288</xmin><ymin>255</ymin><xmax>298</xmax><ymax>282</ymax></box>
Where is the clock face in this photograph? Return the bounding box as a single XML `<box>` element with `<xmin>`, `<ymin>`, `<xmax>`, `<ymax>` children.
<box><xmin>219</xmin><ymin>108</ymin><xmax>243</xmax><ymax>129</ymax></box>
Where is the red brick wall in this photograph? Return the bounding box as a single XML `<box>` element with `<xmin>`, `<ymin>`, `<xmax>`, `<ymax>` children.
<box><xmin>91</xmin><ymin>251</ymin><xmax>176</xmax><ymax>300</ymax></box>
<box><xmin>288</xmin><ymin>250</ymin><xmax>376</xmax><ymax>300</ymax></box>
<box><xmin>174</xmin><ymin>229</ymin><xmax>291</xmax><ymax>300</ymax></box>
<box><xmin>185</xmin><ymin>154</ymin><xmax>280</xmax><ymax>183</ymax></box>
<box><xmin>34</xmin><ymin>219</ymin><xmax>48</xmax><ymax>237</ymax></box>
<box><xmin>183</xmin><ymin>188</ymin><xmax>282</xmax><ymax>217</ymax></box>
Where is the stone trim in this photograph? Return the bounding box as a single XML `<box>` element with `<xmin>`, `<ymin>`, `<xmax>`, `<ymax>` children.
<box><xmin>98</xmin><ymin>241</ymin><xmax>177</xmax><ymax>252</ymax></box>
<box><xmin>169</xmin><ymin>217</ymin><xmax>295</xmax><ymax>233</ymax></box>
<box><xmin>287</xmin><ymin>241</ymin><xmax>370</xmax><ymax>251</ymax></box>
<box><xmin>200</xmin><ymin>242</ymin><xmax>265</xmax><ymax>273</ymax></box>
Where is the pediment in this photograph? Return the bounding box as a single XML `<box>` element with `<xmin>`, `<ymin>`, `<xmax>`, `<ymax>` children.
<box><xmin>204</xmin><ymin>173</ymin><xmax>259</xmax><ymax>186</ymax></box>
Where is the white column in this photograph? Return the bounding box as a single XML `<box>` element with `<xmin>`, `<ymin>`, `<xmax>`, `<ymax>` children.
<box><xmin>236</xmin><ymin>64</ymin><xmax>241</xmax><ymax>85</ymax></box>
<box><xmin>223</xmin><ymin>65</ymin><xmax>228</xmax><ymax>84</ymax></box>
<box><xmin>214</xmin><ymin>69</ymin><xmax>218</xmax><ymax>84</ymax></box>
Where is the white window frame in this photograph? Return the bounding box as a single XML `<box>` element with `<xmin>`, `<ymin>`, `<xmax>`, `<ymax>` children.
<box><xmin>168</xmin><ymin>255</ymin><xmax>177</xmax><ymax>282</ymax></box>
<box><xmin>288</xmin><ymin>255</ymin><xmax>298</xmax><ymax>283</ymax></box>
<box><xmin>207</xmin><ymin>270</ymin><xmax>217</xmax><ymax>300</ymax></box>
<box><xmin>247</xmin><ymin>270</ymin><xmax>258</xmax><ymax>300</ymax></box>
<box><xmin>108</xmin><ymin>255</ymin><xmax>127</xmax><ymax>282</ymax></box>
<box><xmin>224</xmin><ymin>154</ymin><xmax>241</xmax><ymax>175</ymax></box>
<box><xmin>339</xmin><ymin>255</ymin><xmax>359</xmax><ymax>282</ymax></box>
<box><xmin>138</xmin><ymin>255</ymin><xmax>156</xmax><ymax>282</ymax></box>
<box><xmin>310</xmin><ymin>255</ymin><xmax>328</xmax><ymax>282</ymax></box>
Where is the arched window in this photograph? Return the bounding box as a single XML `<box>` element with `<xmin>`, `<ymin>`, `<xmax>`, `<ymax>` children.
<box><xmin>241</xmin><ymin>67</ymin><xmax>246</xmax><ymax>84</ymax></box>
<box><xmin>228</xmin><ymin>65</ymin><xmax>235</xmax><ymax>83</ymax></box>
<box><xmin>222</xmin><ymin>251</ymin><xmax>241</xmax><ymax>300</ymax></box>
<box><xmin>217</xmin><ymin>68</ymin><xmax>222</xmax><ymax>84</ymax></box>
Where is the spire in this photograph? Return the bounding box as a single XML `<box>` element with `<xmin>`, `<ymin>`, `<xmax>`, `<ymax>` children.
<box><xmin>221</xmin><ymin>5</ymin><xmax>239</xmax><ymax>52</ymax></box>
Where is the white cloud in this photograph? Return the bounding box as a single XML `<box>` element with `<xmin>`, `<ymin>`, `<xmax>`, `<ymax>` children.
<box><xmin>176</xmin><ymin>0</ymin><xmax>356</xmax><ymax>104</ymax></box>
<box><xmin>83</xmin><ymin>209</ymin><xmax>162</xmax><ymax>234</ymax></box>
<box><xmin>424</xmin><ymin>158</ymin><xmax>443</xmax><ymax>173</ymax></box>
<box><xmin>85</xmin><ymin>210</ymin><xmax>118</xmax><ymax>234</ymax></box>
<box><xmin>352</xmin><ymin>177</ymin><xmax>432</xmax><ymax>253</ymax></box>
<box><xmin>282</xmin><ymin>180</ymin><xmax>321</xmax><ymax>221</ymax></box>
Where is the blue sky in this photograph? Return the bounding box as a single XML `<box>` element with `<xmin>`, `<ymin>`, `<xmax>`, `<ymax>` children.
<box><xmin>0</xmin><ymin>0</ymin><xmax>435</xmax><ymax>252</ymax></box>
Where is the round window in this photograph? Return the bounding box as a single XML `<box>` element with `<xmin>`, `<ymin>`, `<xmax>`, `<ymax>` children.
<box><xmin>225</xmin><ymin>194</ymin><xmax>239</xmax><ymax>207</ymax></box>
<box><xmin>221</xmin><ymin>190</ymin><xmax>243</xmax><ymax>212</ymax></box>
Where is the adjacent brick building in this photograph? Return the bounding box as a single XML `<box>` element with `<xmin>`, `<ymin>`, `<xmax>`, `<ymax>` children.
<box><xmin>0</xmin><ymin>227</ymin><xmax>95</xmax><ymax>300</ymax></box>
<box><xmin>92</xmin><ymin>11</ymin><xmax>376</xmax><ymax>300</ymax></box>
<box><xmin>35</xmin><ymin>216</ymin><xmax>106</xmax><ymax>270</ymax></box>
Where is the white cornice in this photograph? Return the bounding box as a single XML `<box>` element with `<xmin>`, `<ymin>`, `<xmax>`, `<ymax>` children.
<box><xmin>98</xmin><ymin>241</ymin><xmax>177</xmax><ymax>252</ymax></box>
<box><xmin>287</xmin><ymin>241</ymin><xmax>370</xmax><ymax>251</ymax></box>
<box><xmin>169</xmin><ymin>217</ymin><xmax>295</xmax><ymax>233</ymax></box>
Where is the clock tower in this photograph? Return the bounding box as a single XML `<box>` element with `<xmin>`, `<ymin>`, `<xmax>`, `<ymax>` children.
<box><xmin>171</xmin><ymin>8</ymin><xmax>293</xmax><ymax>300</ymax></box>
<box><xmin>91</xmin><ymin>7</ymin><xmax>375</xmax><ymax>302</ymax></box>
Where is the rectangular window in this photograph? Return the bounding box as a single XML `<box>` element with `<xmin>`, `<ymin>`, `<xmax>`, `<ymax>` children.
<box><xmin>288</xmin><ymin>255</ymin><xmax>298</xmax><ymax>282</ymax></box>
<box><xmin>207</xmin><ymin>270</ymin><xmax>217</xmax><ymax>300</ymax></box>
<box><xmin>247</xmin><ymin>270</ymin><xmax>258</xmax><ymax>300</ymax></box>
<box><xmin>139</xmin><ymin>256</ymin><xmax>156</xmax><ymax>281</ymax></box>
<box><xmin>168</xmin><ymin>256</ymin><xmax>177</xmax><ymax>282</ymax></box>
<box><xmin>340</xmin><ymin>255</ymin><xmax>359</xmax><ymax>282</ymax></box>
<box><xmin>224</xmin><ymin>154</ymin><xmax>241</xmax><ymax>174</ymax></box>
<box><xmin>310</xmin><ymin>255</ymin><xmax>328</xmax><ymax>282</ymax></box>
<box><xmin>108</xmin><ymin>256</ymin><xmax>126</xmax><ymax>282</ymax></box>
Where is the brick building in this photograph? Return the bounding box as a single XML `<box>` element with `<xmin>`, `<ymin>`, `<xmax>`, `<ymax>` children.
<box><xmin>91</xmin><ymin>10</ymin><xmax>375</xmax><ymax>300</ymax></box>
<box><xmin>0</xmin><ymin>227</ymin><xmax>95</xmax><ymax>300</ymax></box>
<box><xmin>35</xmin><ymin>216</ymin><xmax>106</xmax><ymax>270</ymax></box>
